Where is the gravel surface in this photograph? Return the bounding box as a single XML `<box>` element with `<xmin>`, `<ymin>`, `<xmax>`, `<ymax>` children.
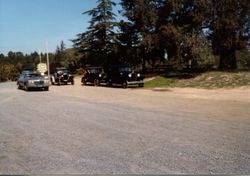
<box><xmin>0</xmin><ymin>80</ymin><xmax>250</xmax><ymax>174</ymax></box>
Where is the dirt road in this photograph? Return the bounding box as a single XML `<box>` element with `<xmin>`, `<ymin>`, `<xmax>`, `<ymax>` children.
<box><xmin>0</xmin><ymin>79</ymin><xmax>250</xmax><ymax>174</ymax></box>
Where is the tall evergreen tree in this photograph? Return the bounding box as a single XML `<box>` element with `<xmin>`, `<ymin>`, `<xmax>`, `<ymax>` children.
<box><xmin>120</xmin><ymin>0</ymin><xmax>164</xmax><ymax>70</ymax></box>
<box><xmin>73</xmin><ymin>0</ymin><xmax>117</xmax><ymax>66</ymax></box>
<box><xmin>54</xmin><ymin>41</ymin><xmax>66</xmax><ymax>66</ymax></box>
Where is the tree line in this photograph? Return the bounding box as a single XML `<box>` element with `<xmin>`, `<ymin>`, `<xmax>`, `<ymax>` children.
<box><xmin>0</xmin><ymin>41</ymin><xmax>78</xmax><ymax>82</ymax></box>
<box><xmin>72</xmin><ymin>0</ymin><xmax>250</xmax><ymax>71</ymax></box>
<box><xmin>1</xmin><ymin>0</ymin><xmax>250</xmax><ymax>82</ymax></box>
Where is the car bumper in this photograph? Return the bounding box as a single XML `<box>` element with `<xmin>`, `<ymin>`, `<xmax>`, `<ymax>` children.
<box><xmin>27</xmin><ymin>82</ymin><xmax>49</xmax><ymax>88</ymax></box>
<box><xmin>59</xmin><ymin>77</ymin><xmax>73</xmax><ymax>82</ymax></box>
<box><xmin>127</xmin><ymin>80</ymin><xmax>144</xmax><ymax>85</ymax></box>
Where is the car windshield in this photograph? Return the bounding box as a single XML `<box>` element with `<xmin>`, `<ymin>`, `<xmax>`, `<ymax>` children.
<box><xmin>119</xmin><ymin>67</ymin><xmax>132</xmax><ymax>73</ymax></box>
<box><xmin>57</xmin><ymin>69</ymin><xmax>69</xmax><ymax>74</ymax></box>
<box><xmin>26</xmin><ymin>73</ymin><xmax>41</xmax><ymax>78</ymax></box>
<box><xmin>88</xmin><ymin>68</ymin><xmax>102</xmax><ymax>74</ymax></box>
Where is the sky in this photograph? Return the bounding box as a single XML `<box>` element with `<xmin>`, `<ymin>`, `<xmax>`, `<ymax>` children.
<box><xmin>0</xmin><ymin>0</ymin><xmax>120</xmax><ymax>55</ymax></box>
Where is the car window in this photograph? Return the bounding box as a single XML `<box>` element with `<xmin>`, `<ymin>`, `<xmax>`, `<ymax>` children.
<box><xmin>119</xmin><ymin>67</ymin><xmax>132</xmax><ymax>73</ymax></box>
<box><xmin>26</xmin><ymin>73</ymin><xmax>41</xmax><ymax>78</ymax></box>
<box><xmin>89</xmin><ymin>68</ymin><xmax>102</xmax><ymax>74</ymax></box>
<box><xmin>57</xmin><ymin>69</ymin><xmax>69</xmax><ymax>74</ymax></box>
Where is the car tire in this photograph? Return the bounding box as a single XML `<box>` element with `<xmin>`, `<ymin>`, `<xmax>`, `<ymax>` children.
<box><xmin>24</xmin><ymin>84</ymin><xmax>29</xmax><ymax>91</ymax></box>
<box><xmin>82</xmin><ymin>79</ymin><xmax>86</xmax><ymax>86</ymax></box>
<box><xmin>71</xmin><ymin>80</ymin><xmax>74</xmax><ymax>85</ymax></box>
<box><xmin>58</xmin><ymin>80</ymin><xmax>61</xmax><ymax>86</ymax></box>
<box><xmin>44</xmin><ymin>87</ymin><xmax>49</xmax><ymax>91</ymax></box>
<box><xmin>94</xmin><ymin>79</ymin><xmax>99</xmax><ymax>86</ymax></box>
<box><xmin>107</xmin><ymin>79</ymin><xmax>112</xmax><ymax>87</ymax></box>
<box><xmin>17</xmin><ymin>83</ymin><xmax>21</xmax><ymax>89</ymax></box>
<box><xmin>122</xmin><ymin>82</ymin><xmax>128</xmax><ymax>89</ymax></box>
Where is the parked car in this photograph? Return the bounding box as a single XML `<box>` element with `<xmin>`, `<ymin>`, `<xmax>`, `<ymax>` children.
<box><xmin>51</xmin><ymin>67</ymin><xmax>74</xmax><ymax>85</ymax></box>
<box><xmin>107</xmin><ymin>65</ymin><xmax>144</xmax><ymax>88</ymax></box>
<box><xmin>17</xmin><ymin>72</ymin><xmax>50</xmax><ymax>91</ymax></box>
<box><xmin>81</xmin><ymin>66</ymin><xmax>107</xmax><ymax>86</ymax></box>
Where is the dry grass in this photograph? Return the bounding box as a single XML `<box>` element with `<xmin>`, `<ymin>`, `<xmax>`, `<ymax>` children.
<box><xmin>145</xmin><ymin>71</ymin><xmax>250</xmax><ymax>89</ymax></box>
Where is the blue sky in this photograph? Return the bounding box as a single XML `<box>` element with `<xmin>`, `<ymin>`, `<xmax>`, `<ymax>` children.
<box><xmin>0</xmin><ymin>0</ymin><xmax>120</xmax><ymax>55</ymax></box>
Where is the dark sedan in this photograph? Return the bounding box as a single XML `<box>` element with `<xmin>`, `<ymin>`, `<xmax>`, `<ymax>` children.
<box><xmin>81</xmin><ymin>66</ymin><xmax>107</xmax><ymax>86</ymax></box>
<box><xmin>107</xmin><ymin>65</ymin><xmax>144</xmax><ymax>88</ymax></box>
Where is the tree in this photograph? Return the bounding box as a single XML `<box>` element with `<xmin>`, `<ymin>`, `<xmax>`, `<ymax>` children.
<box><xmin>156</xmin><ymin>0</ymin><xmax>208</xmax><ymax>69</ymax></box>
<box><xmin>73</xmin><ymin>0</ymin><xmax>117</xmax><ymax>66</ymax></box>
<box><xmin>207</xmin><ymin>0</ymin><xmax>250</xmax><ymax>70</ymax></box>
<box><xmin>120</xmin><ymin>0</ymin><xmax>164</xmax><ymax>70</ymax></box>
<box><xmin>54</xmin><ymin>41</ymin><xmax>67</xmax><ymax>67</ymax></box>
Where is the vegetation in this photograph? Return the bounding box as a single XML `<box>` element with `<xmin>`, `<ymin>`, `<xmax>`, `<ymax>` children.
<box><xmin>0</xmin><ymin>41</ymin><xmax>79</xmax><ymax>82</ymax></box>
<box><xmin>1</xmin><ymin>0</ymin><xmax>250</xmax><ymax>84</ymax></box>
<box><xmin>72</xmin><ymin>0</ymin><xmax>250</xmax><ymax>72</ymax></box>
<box><xmin>144</xmin><ymin>71</ymin><xmax>250</xmax><ymax>89</ymax></box>
<box><xmin>72</xmin><ymin>0</ymin><xmax>117</xmax><ymax>66</ymax></box>
<box><xmin>144</xmin><ymin>76</ymin><xmax>176</xmax><ymax>88</ymax></box>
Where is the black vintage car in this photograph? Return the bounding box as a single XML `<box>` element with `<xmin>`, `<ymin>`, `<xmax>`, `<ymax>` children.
<box><xmin>81</xmin><ymin>66</ymin><xmax>107</xmax><ymax>86</ymax></box>
<box><xmin>107</xmin><ymin>65</ymin><xmax>144</xmax><ymax>88</ymax></box>
<box><xmin>51</xmin><ymin>67</ymin><xmax>74</xmax><ymax>85</ymax></box>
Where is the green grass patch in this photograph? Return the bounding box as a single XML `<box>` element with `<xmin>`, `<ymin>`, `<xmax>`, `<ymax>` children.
<box><xmin>144</xmin><ymin>76</ymin><xmax>176</xmax><ymax>88</ymax></box>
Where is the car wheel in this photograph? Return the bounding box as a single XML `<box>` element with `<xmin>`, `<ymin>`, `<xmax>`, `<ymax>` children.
<box><xmin>44</xmin><ymin>87</ymin><xmax>49</xmax><ymax>91</ymax></box>
<box><xmin>122</xmin><ymin>82</ymin><xmax>128</xmax><ymax>89</ymax></box>
<box><xmin>17</xmin><ymin>83</ymin><xmax>21</xmax><ymax>89</ymax></box>
<box><xmin>94</xmin><ymin>79</ymin><xmax>99</xmax><ymax>86</ymax></box>
<box><xmin>107</xmin><ymin>79</ymin><xmax>112</xmax><ymax>87</ymax></box>
<box><xmin>58</xmin><ymin>80</ymin><xmax>61</xmax><ymax>86</ymax></box>
<box><xmin>24</xmin><ymin>84</ymin><xmax>29</xmax><ymax>91</ymax></box>
<box><xmin>71</xmin><ymin>80</ymin><xmax>74</xmax><ymax>85</ymax></box>
<box><xmin>82</xmin><ymin>79</ymin><xmax>86</xmax><ymax>86</ymax></box>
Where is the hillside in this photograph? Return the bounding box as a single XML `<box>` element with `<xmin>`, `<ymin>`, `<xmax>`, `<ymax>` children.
<box><xmin>144</xmin><ymin>71</ymin><xmax>250</xmax><ymax>89</ymax></box>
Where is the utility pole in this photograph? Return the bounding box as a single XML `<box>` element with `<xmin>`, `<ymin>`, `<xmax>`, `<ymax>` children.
<box><xmin>46</xmin><ymin>41</ymin><xmax>51</xmax><ymax>83</ymax></box>
<box><xmin>39</xmin><ymin>50</ymin><xmax>42</xmax><ymax>63</ymax></box>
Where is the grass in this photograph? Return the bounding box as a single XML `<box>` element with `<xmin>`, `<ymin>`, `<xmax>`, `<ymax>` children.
<box><xmin>144</xmin><ymin>76</ymin><xmax>176</xmax><ymax>88</ymax></box>
<box><xmin>144</xmin><ymin>71</ymin><xmax>250</xmax><ymax>89</ymax></box>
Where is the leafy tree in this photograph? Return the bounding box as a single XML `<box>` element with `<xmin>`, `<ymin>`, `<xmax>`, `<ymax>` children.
<box><xmin>207</xmin><ymin>0</ymin><xmax>250</xmax><ymax>70</ymax></box>
<box><xmin>157</xmin><ymin>0</ymin><xmax>208</xmax><ymax>69</ymax></box>
<box><xmin>0</xmin><ymin>64</ymin><xmax>19</xmax><ymax>82</ymax></box>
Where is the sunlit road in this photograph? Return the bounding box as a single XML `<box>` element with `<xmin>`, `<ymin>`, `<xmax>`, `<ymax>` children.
<box><xmin>0</xmin><ymin>81</ymin><xmax>250</xmax><ymax>174</ymax></box>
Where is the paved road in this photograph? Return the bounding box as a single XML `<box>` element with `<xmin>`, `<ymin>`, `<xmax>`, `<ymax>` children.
<box><xmin>0</xmin><ymin>81</ymin><xmax>250</xmax><ymax>174</ymax></box>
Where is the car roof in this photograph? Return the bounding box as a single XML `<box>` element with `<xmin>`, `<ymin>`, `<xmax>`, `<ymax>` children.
<box><xmin>87</xmin><ymin>66</ymin><xmax>103</xmax><ymax>69</ymax></box>
<box><xmin>109</xmin><ymin>65</ymin><xmax>131</xmax><ymax>68</ymax></box>
<box><xmin>56</xmin><ymin>67</ymin><xmax>68</xmax><ymax>70</ymax></box>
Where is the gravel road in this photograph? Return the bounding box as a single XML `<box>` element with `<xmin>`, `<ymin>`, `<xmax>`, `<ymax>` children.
<box><xmin>0</xmin><ymin>80</ymin><xmax>250</xmax><ymax>174</ymax></box>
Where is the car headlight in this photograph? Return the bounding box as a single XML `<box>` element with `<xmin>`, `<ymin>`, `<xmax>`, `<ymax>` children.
<box><xmin>137</xmin><ymin>73</ymin><xmax>141</xmax><ymax>77</ymax></box>
<box><xmin>99</xmin><ymin>74</ymin><xmax>102</xmax><ymax>77</ymax></box>
<box><xmin>128</xmin><ymin>74</ymin><xmax>132</xmax><ymax>78</ymax></box>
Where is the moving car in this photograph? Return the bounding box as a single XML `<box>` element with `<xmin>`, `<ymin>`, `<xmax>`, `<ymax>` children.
<box><xmin>107</xmin><ymin>65</ymin><xmax>144</xmax><ymax>88</ymax></box>
<box><xmin>17</xmin><ymin>72</ymin><xmax>50</xmax><ymax>91</ymax></box>
<box><xmin>51</xmin><ymin>67</ymin><xmax>74</xmax><ymax>86</ymax></box>
<box><xmin>81</xmin><ymin>66</ymin><xmax>107</xmax><ymax>86</ymax></box>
